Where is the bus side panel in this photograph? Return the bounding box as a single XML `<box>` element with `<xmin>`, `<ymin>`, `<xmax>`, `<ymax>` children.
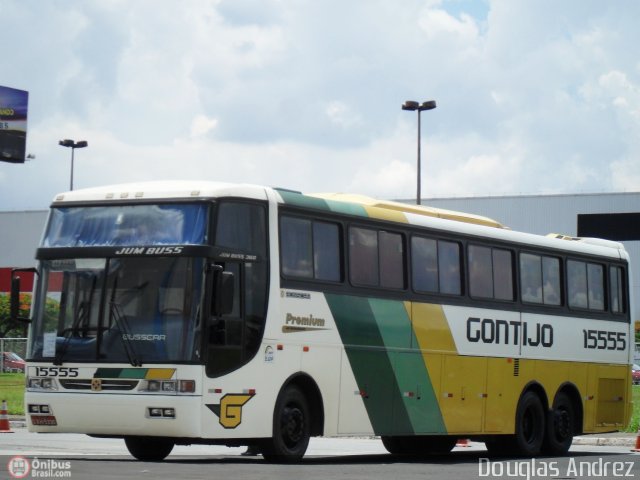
<box><xmin>326</xmin><ymin>294</ymin><xmax>447</xmax><ymax>436</ymax></box>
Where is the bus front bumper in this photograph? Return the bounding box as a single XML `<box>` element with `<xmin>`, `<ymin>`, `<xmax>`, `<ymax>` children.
<box><xmin>25</xmin><ymin>391</ymin><xmax>204</xmax><ymax>438</ymax></box>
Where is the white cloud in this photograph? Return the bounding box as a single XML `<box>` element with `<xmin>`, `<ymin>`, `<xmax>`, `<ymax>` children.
<box><xmin>190</xmin><ymin>115</ymin><xmax>219</xmax><ymax>138</ymax></box>
<box><xmin>2</xmin><ymin>0</ymin><xmax>640</xmax><ymax>209</ymax></box>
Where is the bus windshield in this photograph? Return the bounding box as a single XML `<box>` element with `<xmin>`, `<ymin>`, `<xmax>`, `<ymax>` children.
<box><xmin>29</xmin><ymin>256</ymin><xmax>204</xmax><ymax>364</ymax></box>
<box><xmin>43</xmin><ymin>204</ymin><xmax>208</xmax><ymax>247</ymax></box>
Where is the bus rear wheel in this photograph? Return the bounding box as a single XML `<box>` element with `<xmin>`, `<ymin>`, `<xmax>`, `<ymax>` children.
<box><xmin>124</xmin><ymin>436</ymin><xmax>174</xmax><ymax>461</ymax></box>
<box><xmin>261</xmin><ymin>386</ymin><xmax>310</xmax><ymax>463</ymax></box>
<box><xmin>542</xmin><ymin>392</ymin><xmax>574</xmax><ymax>455</ymax></box>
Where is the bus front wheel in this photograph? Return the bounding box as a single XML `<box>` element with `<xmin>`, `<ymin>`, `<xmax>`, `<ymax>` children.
<box><xmin>261</xmin><ymin>386</ymin><xmax>310</xmax><ymax>462</ymax></box>
<box><xmin>124</xmin><ymin>436</ymin><xmax>174</xmax><ymax>461</ymax></box>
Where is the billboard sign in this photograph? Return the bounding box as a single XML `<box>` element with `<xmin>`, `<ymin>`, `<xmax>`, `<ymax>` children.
<box><xmin>0</xmin><ymin>85</ymin><xmax>29</xmax><ymax>164</ymax></box>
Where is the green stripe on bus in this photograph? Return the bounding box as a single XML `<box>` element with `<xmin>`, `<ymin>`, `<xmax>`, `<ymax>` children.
<box><xmin>326</xmin><ymin>294</ymin><xmax>447</xmax><ymax>435</ymax></box>
<box><xmin>277</xmin><ymin>189</ymin><xmax>367</xmax><ymax>217</ymax></box>
<box><xmin>367</xmin><ymin>299</ymin><xmax>447</xmax><ymax>434</ymax></box>
<box><xmin>326</xmin><ymin>294</ymin><xmax>413</xmax><ymax>435</ymax></box>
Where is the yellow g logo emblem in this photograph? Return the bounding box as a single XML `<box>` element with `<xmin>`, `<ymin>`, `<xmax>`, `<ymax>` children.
<box><xmin>207</xmin><ymin>393</ymin><xmax>254</xmax><ymax>429</ymax></box>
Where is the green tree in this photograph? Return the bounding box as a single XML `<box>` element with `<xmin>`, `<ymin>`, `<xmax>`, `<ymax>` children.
<box><xmin>0</xmin><ymin>293</ymin><xmax>31</xmax><ymax>338</ymax></box>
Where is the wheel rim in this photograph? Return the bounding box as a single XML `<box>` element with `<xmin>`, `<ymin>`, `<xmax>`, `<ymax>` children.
<box><xmin>281</xmin><ymin>404</ymin><xmax>305</xmax><ymax>448</ymax></box>
<box><xmin>553</xmin><ymin>408</ymin><xmax>571</xmax><ymax>441</ymax></box>
<box><xmin>522</xmin><ymin>404</ymin><xmax>541</xmax><ymax>446</ymax></box>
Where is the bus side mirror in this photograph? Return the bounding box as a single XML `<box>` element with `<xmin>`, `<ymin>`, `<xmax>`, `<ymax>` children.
<box><xmin>212</xmin><ymin>269</ymin><xmax>235</xmax><ymax>316</ymax></box>
<box><xmin>10</xmin><ymin>268</ymin><xmax>37</xmax><ymax>324</ymax></box>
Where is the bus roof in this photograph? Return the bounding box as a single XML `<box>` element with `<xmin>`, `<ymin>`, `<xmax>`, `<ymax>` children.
<box><xmin>308</xmin><ymin>193</ymin><xmax>506</xmax><ymax>229</ymax></box>
<box><xmin>49</xmin><ymin>181</ymin><xmax>627</xmax><ymax>261</ymax></box>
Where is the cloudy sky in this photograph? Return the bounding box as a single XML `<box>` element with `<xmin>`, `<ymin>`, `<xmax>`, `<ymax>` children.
<box><xmin>1</xmin><ymin>0</ymin><xmax>639</xmax><ymax>210</ymax></box>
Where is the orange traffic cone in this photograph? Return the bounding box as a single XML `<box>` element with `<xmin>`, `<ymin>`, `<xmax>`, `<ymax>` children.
<box><xmin>0</xmin><ymin>399</ymin><xmax>14</xmax><ymax>433</ymax></box>
<box><xmin>631</xmin><ymin>427</ymin><xmax>640</xmax><ymax>452</ymax></box>
<box><xmin>456</xmin><ymin>438</ymin><xmax>470</xmax><ymax>447</ymax></box>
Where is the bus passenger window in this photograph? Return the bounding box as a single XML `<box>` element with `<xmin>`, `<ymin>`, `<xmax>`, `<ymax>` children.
<box><xmin>438</xmin><ymin>241</ymin><xmax>461</xmax><ymax>295</ymax></box>
<box><xmin>280</xmin><ymin>217</ymin><xmax>313</xmax><ymax>278</ymax></box>
<box><xmin>610</xmin><ymin>266</ymin><xmax>624</xmax><ymax>313</ymax></box>
<box><xmin>587</xmin><ymin>263</ymin><xmax>604</xmax><ymax>311</ymax></box>
<box><xmin>567</xmin><ymin>260</ymin><xmax>588</xmax><ymax>309</ymax></box>
<box><xmin>349</xmin><ymin>227</ymin><xmax>379</xmax><ymax>286</ymax></box>
<box><xmin>469</xmin><ymin>245</ymin><xmax>493</xmax><ymax>298</ymax></box>
<box><xmin>412</xmin><ymin>237</ymin><xmax>438</xmax><ymax>293</ymax></box>
<box><xmin>280</xmin><ymin>216</ymin><xmax>341</xmax><ymax>282</ymax></box>
<box><xmin>520</xmin><ymin>253</ymin><xmax>543</xmax><ymax>303</ymax></box>
<box><xmin>412</xmin><ymin>237</ymin><xmax>461</xmax><ymax>295</ymax></box>
<box><xmin>493</xmin><ymin>249</ymin><xmax>514</xmax><ymax>300</ymax></box>
<box><xmin>379</xmin><ymin>231</ymin><xmax>404</xmax><ymax>289</ymax></box>
<box><xmin>542</xmin><ymin>257</ymin><xmax>561</xmax><ymax>305</ymax></box>
<box><xmin>313</xmin><ymin>222</ymin><xmax>341</xmax><ymax>281</ymax></box>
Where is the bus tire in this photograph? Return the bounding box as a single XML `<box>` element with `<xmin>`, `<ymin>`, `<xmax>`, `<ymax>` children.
<box><xmin>262</xmin><ymin>386</ymin><xmax>310</xmax><ymax>463</ymax></box>
<box><xmin>542</xmin><ymin>392</ymin><xmax>574</xmax><ymax>455</ymax></box>
<box><xmin>124</xmin><ymin>436</ymin><xmax>174</xmax><ymax>461</ymax></box>
<box><xmin>513</xmin><ymin>391</ymin><xmax>545</xmax><ymax>457</ymax></box>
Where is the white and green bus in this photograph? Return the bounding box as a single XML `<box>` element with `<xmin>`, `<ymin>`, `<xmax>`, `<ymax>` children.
<box><xmin>12</xmin><ymin>181</ymin><xmax>633</xmax><ymax>461</ymax></box>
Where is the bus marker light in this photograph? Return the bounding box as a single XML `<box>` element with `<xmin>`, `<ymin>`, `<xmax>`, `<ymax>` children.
<box><xmin>244</xmin><ymin>389</ymin><xmax>256</xmax><ymax>395</ymax></box>
<box><xmin>214</xmin><ymin>388</ymin><xmax>222</xmax><ymax>394</ymax></box>
<box><xmin>303</xmin><ymin>346</ymin><xmax>310</xmax><ymax>352</ymax></box>
<box><xmin>277</xmin><ymin>344</ymin><xmax>284</xmax><ymax>350</ymax></box>
<box><xmin>445</xmin><ymin>393</ymin><xmax>453</xmax><ymax>398</ymax></box>
<box><xmin>179</xmin><ymin>380</ymin><xmax>196</xmax><ymax>393</ymax></box>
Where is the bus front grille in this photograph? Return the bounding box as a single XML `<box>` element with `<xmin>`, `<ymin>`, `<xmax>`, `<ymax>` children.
<box><xmin>59</xmin><ymin>379</ymin><xmax>139</xmax><ymax>391</ymax></box>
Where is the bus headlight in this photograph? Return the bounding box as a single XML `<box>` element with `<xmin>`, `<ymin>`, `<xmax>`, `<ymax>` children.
<box><xmin>140</xmin><ymin>379</ymin><xmax>195</xmax><ymax>394</ymax></box>
<box><xmin>27</xmin><ymin>377</ymin><xmax>58</xmax><ymax>391</ymax></box>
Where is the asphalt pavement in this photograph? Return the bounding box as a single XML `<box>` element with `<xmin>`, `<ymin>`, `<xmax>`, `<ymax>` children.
<box><xmin>7</xmin><ymin>416</ymin><xmax>638</xmax><ymax>447</ymax></box>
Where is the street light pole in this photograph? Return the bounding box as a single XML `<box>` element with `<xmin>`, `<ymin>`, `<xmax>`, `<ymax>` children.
<box><xmin>402</xmin><ymin>100</ymin><xmax>436</xmax><ymax>205</ymax></box>
<box><xmin>58</xmin><ymin>139</ymin><xmax>88</xmax><ymax>191</ymax></box>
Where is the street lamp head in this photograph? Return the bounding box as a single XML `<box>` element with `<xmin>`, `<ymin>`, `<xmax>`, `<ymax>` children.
<box><xmin>59</xmin><ymin>139</ymin><xmax>88</xmax><ymax>149</ymax></box>
<box><xmin>402</xmin><ymin>100</ymin><xmax>420</xmax><ymax>111</ymax></box>
<box><xmin>420</xmin><ymin>100</ymin><xmax>436</xmax><ymax>111</ymax></box>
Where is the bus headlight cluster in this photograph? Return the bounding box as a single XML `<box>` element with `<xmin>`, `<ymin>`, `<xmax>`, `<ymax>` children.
<box><xmin>140</xmin><ymin>379</ymin><xmax>195</xmax><ymax>394</ymax></box>
<box><xmin>27</xmin><ymin>377</ymin><xmax>58</xmax><ymax>391</ymax></box>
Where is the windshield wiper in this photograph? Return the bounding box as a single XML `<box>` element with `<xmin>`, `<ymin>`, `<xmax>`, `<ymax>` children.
<box><xmin>54</xmin><ymin>302</ymin><xmax>88</xmax><ymax>366</ymax></box>
<box><xmin>109</xmin><ymin>301</ymin><xmax>142</xmax><ymax>367</ymax></box>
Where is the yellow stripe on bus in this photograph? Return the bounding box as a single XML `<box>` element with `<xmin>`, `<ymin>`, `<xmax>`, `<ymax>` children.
<box><xmin>144</xmin><ymin>368</ymin><xmax>176</xmax><ymax>380</ymax></box>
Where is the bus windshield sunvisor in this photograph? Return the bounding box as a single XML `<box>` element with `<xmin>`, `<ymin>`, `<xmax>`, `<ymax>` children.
<box><xmin>43</xmin><ymin>204</ymin><xmax>208</xmax><ymax>247</ymax></box>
